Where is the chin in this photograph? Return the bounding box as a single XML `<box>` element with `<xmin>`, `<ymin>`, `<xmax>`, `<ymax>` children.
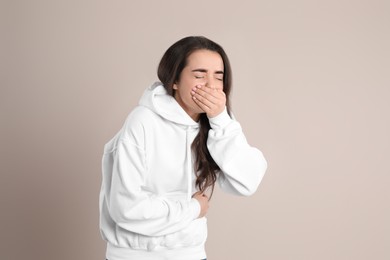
<box><xmin>193</xmin><ymin>108</ymin><xmax>205</xmax><ymax>115</ymax></box>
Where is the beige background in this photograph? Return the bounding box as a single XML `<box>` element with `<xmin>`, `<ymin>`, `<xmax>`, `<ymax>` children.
<box><xmin>1</xmin><ymin>0</ymin><xmax>389</xmax><ymax>259</ymax></box>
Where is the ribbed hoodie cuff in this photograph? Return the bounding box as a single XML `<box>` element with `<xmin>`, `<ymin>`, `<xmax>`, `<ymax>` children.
<box><xmin>208</xmin><ymin>107</ymin><xmax>231</xmax><ymax>129</ymax></box>
<box><xmin>189</xmin><ymin>198</ymin><xmax>201</xmax><ymax>220</ymax></box>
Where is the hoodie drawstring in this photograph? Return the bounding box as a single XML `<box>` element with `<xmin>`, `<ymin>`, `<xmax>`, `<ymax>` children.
<box><xmin>185</xmin><ymin>127</ymin><xmax>192</xmax><ymax>201</ymax></box>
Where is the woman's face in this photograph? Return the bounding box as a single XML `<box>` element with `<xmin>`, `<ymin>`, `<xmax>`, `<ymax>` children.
<box><xmin>173</xmin><ymin>49</ymin><xmax>224</xmax><ymax>121</ymax></box>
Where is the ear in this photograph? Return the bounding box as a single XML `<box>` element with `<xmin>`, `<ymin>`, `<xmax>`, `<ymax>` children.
<box><xmin>173</xmin><ymin>83</ymin><xmax>178</xmax><ymax>90</ymax></box>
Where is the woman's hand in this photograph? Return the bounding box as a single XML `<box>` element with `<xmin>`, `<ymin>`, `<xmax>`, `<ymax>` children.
<box><xmin>191</xmin><ymin>85</ymin><xmax>226</xmax><ymax>118</ymax></box>
<box><xmin>192</xmin><ymin>191</ymin><xmax>209</xmax><ymax>218</ymax></box>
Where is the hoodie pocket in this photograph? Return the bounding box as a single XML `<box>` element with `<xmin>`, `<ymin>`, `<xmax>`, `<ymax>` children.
<box><xmin>163</xmin><ymin>217</ymin><xmax>208</xmax><ymax>248</ymax></box>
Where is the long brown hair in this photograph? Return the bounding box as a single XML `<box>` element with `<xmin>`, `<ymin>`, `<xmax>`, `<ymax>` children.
<box><xmin>157</xmin><ymin>36</ymin><xmax>232</xmax><ymax>197</ymax></box>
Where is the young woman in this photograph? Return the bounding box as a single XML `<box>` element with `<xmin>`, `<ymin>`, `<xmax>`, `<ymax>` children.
<box><xmin>99</xmin><ymin>36</ymin><xmax>267</xmax><ymax>260</ymax></box>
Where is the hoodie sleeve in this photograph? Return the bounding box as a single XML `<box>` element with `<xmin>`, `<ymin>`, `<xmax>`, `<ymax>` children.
<box><xmin>102</xmin><ymin>119</ymin><xmax>200</xmax><ymax>237</ymax></box>
<box><xmin>207</xmin><ymin>108</ymin><xmax>268</xmax><ymax>196</ymax></box>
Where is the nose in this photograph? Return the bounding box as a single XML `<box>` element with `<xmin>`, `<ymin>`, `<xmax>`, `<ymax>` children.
<box><xmin>205</xmin><ymin>75</ymin><xmax>223</xmax><ymax>90</ymax></box>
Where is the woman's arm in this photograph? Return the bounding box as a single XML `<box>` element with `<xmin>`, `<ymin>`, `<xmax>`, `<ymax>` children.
<box><xmin>207</xmin><ymin>109</ymin><xmax>268</xmax><ymax>196</ymax></box>
<box><xmin>102</xmin><ymin>139</ymin><xmax>201</xmax><ymax>237</ymax></box>
<box><xmin>191</xmin><ymin>85</ymin><xmax>267</xmax><ymax>196</ymax></box>
<box><xmin>101</xmin><ymin>107</ymin><xmax>202</xmax><ymax>237</ymax></box>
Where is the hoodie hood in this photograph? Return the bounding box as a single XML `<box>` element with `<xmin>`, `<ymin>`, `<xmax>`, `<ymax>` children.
<box><xmin>139</xmin><ymin>82</ymin><xmax>199</xmax><ymax>127</ymax></box>
<box><xmin>138</xmin><ymin>82</ymin><xmax>199</xmax><ymax>203</ymax></box>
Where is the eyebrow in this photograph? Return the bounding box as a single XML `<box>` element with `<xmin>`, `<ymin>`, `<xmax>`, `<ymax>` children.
<box><xmin>192</xmin><ymin>69</ymin><xmax>224</xmax><ymax>74</ymax></box>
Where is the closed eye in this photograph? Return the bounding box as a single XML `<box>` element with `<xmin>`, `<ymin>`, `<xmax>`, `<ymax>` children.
<box><xmin>215</xmin><ymin>71</ymin><xmax>224</xmax><ymax>81</ymax></box>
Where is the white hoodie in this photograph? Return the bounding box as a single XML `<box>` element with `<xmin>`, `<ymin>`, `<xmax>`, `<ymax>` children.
<box><xmin>99</xmin><ymin>82</ymin><xmax>267</xmax><ymax>260</ymax></box>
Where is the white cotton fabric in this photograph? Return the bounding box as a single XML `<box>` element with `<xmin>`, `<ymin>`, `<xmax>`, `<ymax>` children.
<box><xmin>99</xmin><ymin>82</ymin><xmax>267</xmax><ymax>260</ymax></box>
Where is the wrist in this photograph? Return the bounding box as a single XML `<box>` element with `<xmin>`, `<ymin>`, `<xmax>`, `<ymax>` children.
<box><xmin>208</xmin><ymin>107</ymin><xmax>231</xmax><ymax>129</ymax></box>
<box><xmin>207</xmin><ymin>112</ymin><xmax>221</xmax><ymax>118</ymax></box>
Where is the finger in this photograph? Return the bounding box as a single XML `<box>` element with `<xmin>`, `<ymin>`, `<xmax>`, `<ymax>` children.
<box><xmin>192</xmin><ymin>91</ymin><xmax>217</xmax><ymax>107</ymax></box>
<box><xmin>192</xmin><ymin>94</ymin><xmax>212</xmax><ymax>112</ymax></box>
<box><xmin>202</xmin><ymin>193</ymin><xmax>210</xmax><ymax>202</ymax></box>
<box><xmin>192</xmin><ymin>191</ymin><xmax>201</xmax><ymax>197</ymax></box>
<box><xmin>201</xmin><ymin>84</ymin><xmax>225</xmax><ymax>94</ymax></box>
<box><xmin>195</xmin><ymin>85</ymin><xmax>221</xmax><ymax>100</ymax></box>
<box><xmin>194</xmin><ymin>91</ymin><xmax>226</xmax><ymax>112</ymax></box>
<box><xmin>194</xmin><ymin>87</ymin><xmax>226</xmax><ymax>107</ymax></box>
<box><xmin>198</xmin><ymin>86</ymin><xmax>227</xmax><ymax>103</ymax></box>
